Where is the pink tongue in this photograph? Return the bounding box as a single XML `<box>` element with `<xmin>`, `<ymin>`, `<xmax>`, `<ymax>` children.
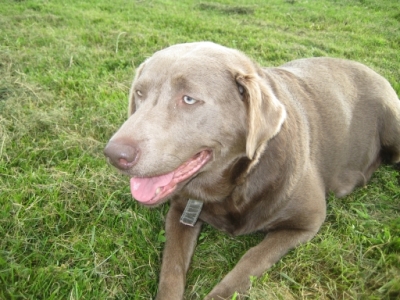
<box><xmin>130</xmin><ymin>172</ymin><xmax>174</xmax><ymax>203</ymax></box>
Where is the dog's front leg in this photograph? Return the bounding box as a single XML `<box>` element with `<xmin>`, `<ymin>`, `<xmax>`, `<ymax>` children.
<box><xmin>156</xmin><ymin>202</ymin><xmax>202</xmax><ymax>300</ymax></box>
<box><xmin>204</xmin><ymin>228</ymin><xmax>319</xmax><ymax>300</ymax></box>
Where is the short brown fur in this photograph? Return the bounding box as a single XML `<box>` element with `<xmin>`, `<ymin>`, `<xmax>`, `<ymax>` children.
<box><xmin>104</xmin><ymin>42</ymin><xmax>400</xmax><ymax>299</ymax></box>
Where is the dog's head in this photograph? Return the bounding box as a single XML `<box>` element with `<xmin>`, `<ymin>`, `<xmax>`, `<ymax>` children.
<box><xmin>104</xmin><ymin>42</ymin><xmax>286</xmax><ymax>206</ymax></box>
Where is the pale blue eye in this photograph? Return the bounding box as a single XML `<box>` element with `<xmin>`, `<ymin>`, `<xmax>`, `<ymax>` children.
<box><xmin>183</xmin><ymin>95</ymin><xmax>197</xmax><ymax>105</ymax></box>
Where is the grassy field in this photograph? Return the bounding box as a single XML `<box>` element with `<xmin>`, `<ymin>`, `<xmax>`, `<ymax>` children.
<box><xmin>1</xmin><ymin>0</ymin><xmax>399</xmax><ymax>299</ymax></box>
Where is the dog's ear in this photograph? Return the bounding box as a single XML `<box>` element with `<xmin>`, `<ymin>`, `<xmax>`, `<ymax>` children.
<box><xmin>128</xmin><ymin>62</ymin><xmax>146</xmax><ymax>116</ymax></box>
<box><xmin>236</xmin><ymin>73</ymin><xmax>286</xmax><ymax>160</ymax></box>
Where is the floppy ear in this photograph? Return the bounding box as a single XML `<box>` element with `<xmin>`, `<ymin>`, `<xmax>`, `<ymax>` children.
<box><xmin>128</xmin><ymin>62</ymin><xmax>146</xmax><ymax>116</ymax></box>
<box><xmin>236</xmin><ymin>73</ymin><xmax>287</xmax><ymax>160</ymax></box>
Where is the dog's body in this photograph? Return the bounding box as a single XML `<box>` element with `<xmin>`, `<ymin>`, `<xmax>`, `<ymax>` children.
<box><xmin>104</xmin><ymin>42</ymin><xmax>400</xmax><ymax>299</ymax></box>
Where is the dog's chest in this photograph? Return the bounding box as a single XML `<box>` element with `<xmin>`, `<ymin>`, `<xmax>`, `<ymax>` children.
<box><xmin>199</xmin><ymin>200</ymin><xmax>257</xmax><ymax>236</ymax></box>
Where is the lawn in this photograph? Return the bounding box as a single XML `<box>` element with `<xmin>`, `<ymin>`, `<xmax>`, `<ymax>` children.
<box><xmin>0</xmin><ymin>0</ymin><xmax>399</xmax><ymax>299</ymax></box>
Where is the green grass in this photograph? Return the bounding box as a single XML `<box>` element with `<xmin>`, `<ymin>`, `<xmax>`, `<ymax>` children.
<box><xmin>1</xmin><ymin>0</ymin><xmax>399</xmax><ymax>299</ymax></box>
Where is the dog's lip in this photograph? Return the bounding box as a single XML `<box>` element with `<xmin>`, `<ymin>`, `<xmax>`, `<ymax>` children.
<box><xmin>130</xmin><ymin>150</ymin><xmax>213</xmax><ymax>206</ymax></box>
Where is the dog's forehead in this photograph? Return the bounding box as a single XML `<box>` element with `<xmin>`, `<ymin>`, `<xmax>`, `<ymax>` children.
<box><xmin>135</xmin><ymin>42</ymin><xmax>255</xmax><ymax>95</ymax></box>
<box><xmin>142</xmin><ymin>42</ymin><xmax>241</xmax><ymax>74</ymax></box>
<box><xmin>156</xmin><ymin>42</ymin><xmax>233</xmax><ymax>58</ymax></box>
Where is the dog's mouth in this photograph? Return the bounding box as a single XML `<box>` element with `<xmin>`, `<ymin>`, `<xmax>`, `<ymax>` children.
<box><xmin>130</xmin><ymin>150</ymin><xmax>212</xmax><ymax>205</ymax></box>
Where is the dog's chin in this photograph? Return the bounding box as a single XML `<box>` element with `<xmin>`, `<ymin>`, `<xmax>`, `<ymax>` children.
<box><xmin>129</xmin><ymin>150</ymin><xmax>212</xmax><ymax>206</ymax></box>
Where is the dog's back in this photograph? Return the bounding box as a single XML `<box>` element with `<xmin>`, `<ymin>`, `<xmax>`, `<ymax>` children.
<box><xmin>268</xmin><ymin>58</ymin><xmax>400</xmax><ymax>197</ymax></box>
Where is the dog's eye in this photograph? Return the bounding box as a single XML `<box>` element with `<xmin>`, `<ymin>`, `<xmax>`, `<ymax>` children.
<box><xmin>238</xmin><ymin>84</ymin><xmax>244</xmax><ymax>95</ymax></box>
<box><xmin>136</xmin><ymin>90</ymin><xmax>143</xmax><ymax>97</ymax></box>
<box><xmin>183</xmin><ymin>95</ymin><xmax>197</xmax><ymax>105</ymax></box>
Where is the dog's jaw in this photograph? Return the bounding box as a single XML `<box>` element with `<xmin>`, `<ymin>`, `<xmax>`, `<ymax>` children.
<box><xmin>130</xmin><ymin>150</ymin><xmax>212</xmax><ymax>206</ymax></box>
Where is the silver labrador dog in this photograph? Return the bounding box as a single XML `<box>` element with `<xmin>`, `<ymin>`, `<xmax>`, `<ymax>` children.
<box><xmin>104</xmin><ymin>42</ymin><xmax>400</xmax><ymax>299</ymax></box>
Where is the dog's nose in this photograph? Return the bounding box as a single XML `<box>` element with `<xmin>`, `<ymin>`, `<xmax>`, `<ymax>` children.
<box><xmin>104</xmin><ymin>139</ymin><xmax>140</xmax><ymax>170</ymax></box>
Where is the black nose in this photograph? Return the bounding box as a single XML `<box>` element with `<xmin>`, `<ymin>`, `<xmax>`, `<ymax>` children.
<box><xmin>104</xmin><ymin>139</ymin><xmax>140</xmax><ymax>170</ymax></box>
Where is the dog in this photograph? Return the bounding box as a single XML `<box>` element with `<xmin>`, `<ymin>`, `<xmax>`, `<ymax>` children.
<box><xmin>104</xmin><ymin>42</ymin><xmax>400</xmax><ymax>299</ymax></box>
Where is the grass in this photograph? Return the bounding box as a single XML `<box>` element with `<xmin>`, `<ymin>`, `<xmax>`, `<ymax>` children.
<box><xmin>0</xmin><ymin>0</ymin><xmax>399</xmax><ymax>299</ymax></box>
